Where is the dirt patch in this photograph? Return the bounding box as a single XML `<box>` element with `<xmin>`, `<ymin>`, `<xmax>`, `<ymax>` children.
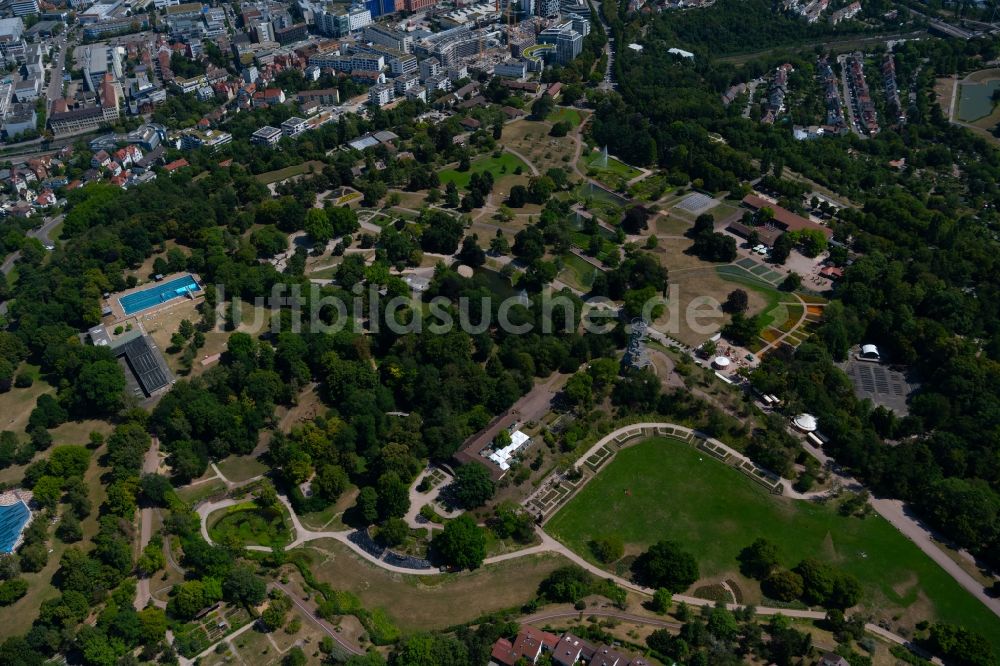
<box><xmin>277</xmin><ymin>384</ymin><xmax>324</xmax><ymax>432</ymax></box>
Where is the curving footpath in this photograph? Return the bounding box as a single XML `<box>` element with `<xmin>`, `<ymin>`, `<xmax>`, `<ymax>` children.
<box><xmin>195</xmin><ymin>487</ymin><xmax>926</xmax><ymax>657</ymax></box>
<box><xmin>530</xmin><ymin>423</ymin><xmax>1000</xmax><ymax>621</ymax></box>
<box><xmin>186</xmin><ymin>422</ymin><xmax>979</xmax><ymax>661</ymax></box>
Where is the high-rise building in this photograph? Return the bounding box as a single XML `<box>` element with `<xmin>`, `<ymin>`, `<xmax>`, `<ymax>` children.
<box><xmin>365</xmin><ymin>0</ymin><xmax>396</xmax><ymax>17</ymax></box>
<box><xmin>537</xmin><ymin>22</ymin><xmax>583</xmax><ymax>63</ymax></box>
<box><xmin>10</xmin><ymin>0</ymin><xmax>39</xmax><ymax>16</ymax></box>
<box><xmin>0</xmin><ymin>18</ymin><xmax>26</xmax><ymax>67</ymax></box>
<box><xmin>536</xmin><ymin>0</ymin><xmax>558</xmax><ymax>17</ymax></box>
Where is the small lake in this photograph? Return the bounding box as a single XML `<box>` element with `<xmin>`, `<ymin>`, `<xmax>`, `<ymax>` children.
<box><xmin>958</xmin><ymin>80</ymin><xmax>1000</xmax><ymax>122</ymax></box>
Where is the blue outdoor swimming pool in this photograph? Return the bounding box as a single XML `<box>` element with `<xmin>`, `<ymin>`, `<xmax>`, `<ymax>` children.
<box><xmin>119</xmin><ymin>275</ymin><xmax>201</xmax><ymax>316</ymax></box>
<box><xmin>0</xmin><ymin>501</ymin><xmax>30</xmax><ymax>553</ymax></box>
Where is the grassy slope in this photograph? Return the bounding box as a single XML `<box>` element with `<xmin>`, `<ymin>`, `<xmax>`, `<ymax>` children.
<box><xmin>305</xmin><ymin>538</ymin><xmax>568</xmax><ymax>632</ymax></box>
<box><xmin>546</xmin><ymin>437</ymin><xmax>1000</xmax><ymax>649</ymax></box>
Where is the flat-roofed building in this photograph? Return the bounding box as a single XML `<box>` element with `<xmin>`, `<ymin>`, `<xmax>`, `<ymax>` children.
<box><xmin>281</xmin><ymin>116</ymin><xmax>308</xmax><ymax>137</ymax></box>
<box><xmin>110</xmin><ymin>331</ymin><xmax>173</xmax><ymax>398</ymax></box>
<box><xmin>296</xmin><ymin>87</ymin><xmax>339</xmax><ymax>105</ymax></box>
<box><xmin>251</xmin><ymin>125</ymin><xmax>282</xmax><ymax>146</ymax></box>
<box><xmin>368</xmin><ymin>82</ymin><xmax>395</xmax><ymax>106</ymax></box>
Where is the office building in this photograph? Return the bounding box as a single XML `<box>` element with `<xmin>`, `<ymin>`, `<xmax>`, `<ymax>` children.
<box><xmin>537</xmin><ymin>22</ymin><xmax>583</xmax><ymax>64</ymax></box>
<box><xmin>363</xmin><ymin>24</ymin><xmax>412</xmax><ymax>52</ymax></box>
<box><xmin>10</xmin><ymin>0</ymin><xmax>40</xmax><ymax>16</ymax></box>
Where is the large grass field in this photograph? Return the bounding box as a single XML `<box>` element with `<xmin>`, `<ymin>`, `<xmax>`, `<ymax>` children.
<box><xmin>438</xmin><ymin>152</ymin><xmax>528</xmax><ymax>190</ymax></box>
<box><xmin>546</xmin><ymin>437</ymin><xmax>1000</xmax><ymax>648</ymax></box>
<box><xmin>547</xmin><ymin>107</ymin><xmax>583</xmax><ymax>127</ymax></box>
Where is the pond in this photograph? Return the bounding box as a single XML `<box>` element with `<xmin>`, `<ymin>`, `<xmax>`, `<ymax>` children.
<box><xmin>957</xmin><ymin>80</ymin><xmax>1000</xmax><ymax>122</ymax></box>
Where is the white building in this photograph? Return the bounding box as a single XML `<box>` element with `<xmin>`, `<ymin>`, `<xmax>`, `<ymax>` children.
<box><xmin>368</xmin><ymin>82</ymin><xmax>395</xmax><ymax>107</ymax></box>
<box><xmin>393</xmin><ymin>73</ymin><xmax>419</xmax><ymax>94</ymax></box>
<box><xmin>251</xmin><ymin>125</ymin><xmax>282</xmax><ymax>146</ymax></box>
<box><xmin>419</xmin><ymin>56</ymin><xmax>441</xmax><ymax>81</ymax></box>
<box><xmin>280</xmin><ymin>116</ymin><xmax>308</xmax><ymax>137</ymax></box>
<box><xmin>487</xmin><ymin>430</ymin><xmax>530</xmax><ymax>471</ymax></box>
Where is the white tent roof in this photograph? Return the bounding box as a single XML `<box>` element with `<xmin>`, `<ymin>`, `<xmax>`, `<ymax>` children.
<box><xmin>793</xmin><ymin>413</ymin><xmax>818</xmax><ymax>432</ymax></box>
<box><xmin>488</xmin><ymin>430</ymin><xmax>530</xmax><ymax>471</ymax></box>
<box><xmin>713</xmin><ymin>356</ymin><xmax>731</xmax><ymax>368</ymax></box>
<box><xmin>861</xmin><ymin>344</ymin><xmax>879</xmax><ymax>356</ymax></box>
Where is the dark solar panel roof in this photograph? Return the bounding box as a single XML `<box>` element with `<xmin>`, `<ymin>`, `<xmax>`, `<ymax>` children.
<box><xmin>117</xmin><ymin>336</ymin><xmax>170</xmax><ymax>396</ymax></box>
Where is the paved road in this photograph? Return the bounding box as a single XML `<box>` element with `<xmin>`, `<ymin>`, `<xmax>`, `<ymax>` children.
<box><xmin>185</xmin><ymin>463</ymin><xmax>929</xmax><ymax>656</ymax></box>
<box><xmin>528</xmin><ymin>422</ymin><xmax>1000</xmax><ymax>622</ymax></box>
<box><xmin>0</xmin><ymin>214</ymin><xmax>64</xmax><ymax>316</ymax></box>
<box><xmin>135</xmin><ymin>438</ymin><xmax>164</xmax><ymax>610</ymax></box>
<box><xmin>182</xmin><ymin>420</ymin><xmax>984</xmax><ymax>662</ymax></box>
<box><xmin>46</xmin><ymin>36</ymin><xmax>67</xmax><ymax>106</ymax></box>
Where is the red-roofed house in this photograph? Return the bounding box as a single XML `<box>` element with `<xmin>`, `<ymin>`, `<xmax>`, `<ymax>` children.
<box><xmin>163</xmin><ymin>158</ymin><xmax>189</xmax><ymax>173</ymax></box>
<box><xmin>490</xmin><ymin>626</ymin><xmax>559</xmax><ymax>665</ymax></box>
<box><xmin>35</xmin><ymin>190</ymin><xmax>56</xmax><ymax>207</ymax></box>
<box><xmin>92</xmin><ymin>150</ymin><xmax>112</xmax><ymax>169</ymax></box>
<box><xmin>490</xmin><ymin>638</ymin><xmax>517</xmax><ymax>666</ymax></box>
<box><xmin>741</xmin><ymin>194</ymin><xmax>832</xmax><ymax>239</ymax></box>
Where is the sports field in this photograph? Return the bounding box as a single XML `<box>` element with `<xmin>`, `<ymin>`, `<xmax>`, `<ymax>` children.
<box><xmin>546</xmin><ymin>437</ymin><xmax>1000</xmax><ymax>647</ymax></box>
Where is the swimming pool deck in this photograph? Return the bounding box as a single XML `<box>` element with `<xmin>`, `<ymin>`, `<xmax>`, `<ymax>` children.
<box><xmin>105</xmin><ymin>272</ymin><xmax>204</xmax><ymax>323</ymax></box>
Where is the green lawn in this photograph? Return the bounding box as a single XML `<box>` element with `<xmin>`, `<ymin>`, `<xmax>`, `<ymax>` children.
<box><xmin>716</xmin><ymin>265</ymin><xmax>784</xmax><ymax>328</ymax></box>
<box><xmin>559</xmin><ymin>253</ymin><xmax>600</xmax><ymax>291</ymax></box>
<box><xmin>546</xmin><ymin>437</ymin><xmax>1000</xmax><ymax>649</ymax></box>
<box><xmin>547</xmin><ymin>107</ymin><xmax>583</xmax><ymax>127</ymax></box>
<box><xmin>583</xmin><ymin>151</ymin><xmax>643</xmax><ymax>181</ymax></box>
<box><xmin>216</xmin><ymin>453</ymin><xmax>267</xmax><ymax>483</ymax></box>
<box><xmin>208</xmin><ymin>503</ymin><xmax>291</xmax><ymax>548</ymax></box>
<box><xmin>254</xmin><ymin>160</ymin><xmax>326</xmax><ymax>185</ymax></box>
<box><xmin>438</xmin><ymin>152</ymin><xmax>528</xmax><ymax>190</ymax></box>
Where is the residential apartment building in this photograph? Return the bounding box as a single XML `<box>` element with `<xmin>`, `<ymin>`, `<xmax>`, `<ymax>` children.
<box><xmin>251</xmin><ymin>125</ymin><xmax>283</xmax><ymax>146</ymax></box>
<box><xmin>368</xmin><ymin>82</ymin><xmax>395</xmax><ymax>106</ymax></box>
<box><xmin>418</xmin><ymin>56</ymin><xmax>441</xmax><ymax>80</ymax></box>
<box><xmin>296</xmin><ymin>88</ymin><xmax>339</xmax><ymax>105</ymax></box>
<box><xmin>393</xmin><ymin>72</ymin><xmax>419</xmax><ymax>94</ymax></box>
<box><xmin>309</xmin><ymin>51</ymin><xmax>384</xmax><ymax>73</ymax></box>
<box><xmin>281</xmin><ymin>116</ymin><xmax>308</xmax><ymax>137</ymax></box>
<box><xmin>178</xmin><ymin>128</ymin><xmax>233</xmax><ymax>151</ymax></box>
